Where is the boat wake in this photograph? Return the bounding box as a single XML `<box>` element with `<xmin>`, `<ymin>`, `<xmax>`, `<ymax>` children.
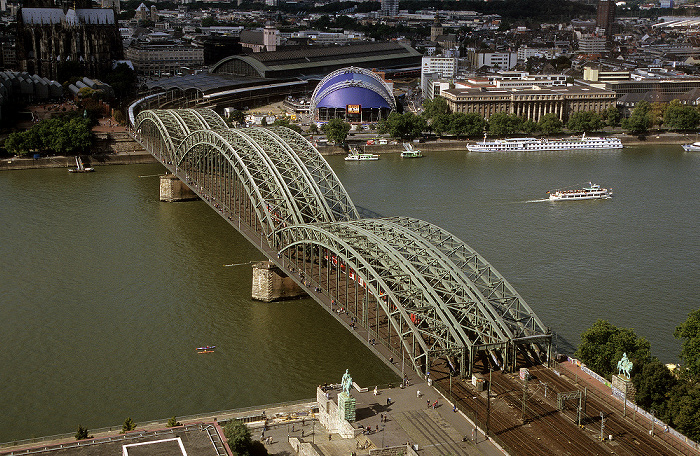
<box><xmin>525</xmin><ymin>198</ymin><xmax>550</xmax><ymax>203</ymax></box>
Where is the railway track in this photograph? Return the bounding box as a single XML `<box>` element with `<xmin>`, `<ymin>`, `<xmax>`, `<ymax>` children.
<box><xmin>432</xmin><ymin>361</ymin><xmax>688</xmax><ymax>456</ymax></box>
<box><xmin>532</xmin><ymin>365</ymin><xmax>687</xmax><ymax>456</ymax></box>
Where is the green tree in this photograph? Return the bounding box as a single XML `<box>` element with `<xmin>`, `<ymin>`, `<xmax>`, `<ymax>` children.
<box><xmin>448</xmin><ymin>113</ymin><xmax>486</xmax><ymax>137</ymax></box>
<box><xmin>4</xmin><ymin>132</ymin><xmax>27</xmax><ymax>155</ymax></box>
<box><xmin>668</xmin><ymin>384</ymin><xmax>700</xmax><ymax>441</ymax></box>
<box><xmin>229</xmin><ymin>109</ymin><xmax>245</xmax><ymax>126</ymax></box>
<box><xmin>321</xmin><ymin>118</ymin><xmax>351</xmax><ymax>146</ymax></box>
<box><xmin>75</xmin><ymin>425</ymin><xmax>90</xmax><ymax>440</ymax></box>
<box><xmin>603</xmin><ymin>105</ymin><xmax>621</xmax><ymax>128</ymax></box>
<box><xmin>621</xmin><ymin>101</ymin><xmax>653</xmax><ymax>134</ymax></box>
<box><xmin>167</xmin><ymin>416</ymin><xmax>182</xmax><ymax>427</ymax></box>
<box><xmin>431</xmin><ymin>113</ymin><xmax>451</xmax><ymax>136</ymax></box>
<box><xmin>272</xmin><ymin>117</ymin><xmax>302</xmax><ymax>133</ymax></box>
<box><xmin>422</xmin><ymin>96</ymin><xmax>450</xmax><ymax>121</ymax></box>
<box><xmin>575</xmin><ymin>319</ymin><xmax>652</xmax><ymax>380</ymax></box>
<box><xmin>122</xmin><ymin>417</ymin><xmax>136</xmax><ymax>433</ymax></box>
<box><xmin>521</xmin><ymin>119</ymin><xmax>539</xmax><ymax>135</ymax></box>
<box><xmin>104</xmin><ymin>63</ymin><xmax>138</xmax><ymax>104</ymax></box>
<box><xmin>378</xmin><ymin>112</ymin><xmax>427</xmax><ymax>140</ymax></box>
<box><xmin>663</xmin><ymin>100</ymin><xmax>700</xmax><ymax>131</ymax></box>
<box><xmin>632</xmin><ymin>358</ymin><xmax>676</xmax><ymax>418</ymax></box>
<box><xmin>674</xmin><ymin>308</ymin><xmax>700</xmax><ymax>381</ymax></box>
<box><xmin>223</xmin><ymin>420</ymin><xmax>269</xmax><ymax>456</ymax></box>
<box><xmin>566</xmin><ymin>111</ymin><xmax>603</xmax><ymax>133</ymax></box>
<box><xmin>538</xmin><ymin>113</ymin><xmax>563</xmax><ymax>135</ymax></box>
<box><xmin>650</xmin><ymin>101</ymin><xmax>668</xmax><ymax>127</ymax></box>
<box><xmin>487</xmin><ymin>113</ymin><xmax>522</xmax><ymax>136</ymax></box>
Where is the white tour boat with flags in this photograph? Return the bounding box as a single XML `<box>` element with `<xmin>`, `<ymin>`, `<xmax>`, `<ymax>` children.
<box><xmin>467</xmin><ymin>133</ymin><xmax>623</xmax><ymax>152</ymax></box>
<box><xmin>548</xmin><ymin>182</ymin><xmax>612</xmax><ymax>201</ymax></box>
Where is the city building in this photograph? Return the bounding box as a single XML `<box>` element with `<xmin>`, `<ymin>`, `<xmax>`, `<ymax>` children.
<box><xmin>380</xmin><ymin>0</ymin><xmax>398</xmax><ymax>18</ymax></box>
<box><xmin>240</xmin><ymin>22</ymin><xmax>279</xmax><ymax>53</ymax></box>
<box><xmin>582</xmin><ymin>65</ymin><xmax>630</xmax><ymax>84</ymax></box>
<box><xmin>16</xmin><ymin>0</ymin><xmax>123</xmax><ymax>80</ymax></box>
<box><xmin>468</xmin><ymin>50</ymin><xmax>518</xmax><ymax>70</ymax></box>
<box><xmin>421</xmin><ymin>56</ymin><xmax>456</xmax><ymax>97</ymax></box>
<box><xmin>125</xmin><ymin>43</ymin><xmax>204</xmax><ymax>76</ymax></box>
<box><xmin>488</xmin><ymin>72</ymin><xmax>567</xmax><ymax>88</ymax></box>
<box><xmin>517</xmin><ymin>45</ymin><xmax>558</xmax><ymax>61</ymax></box>
<box><xmin>441</xmin><ymin>85</ymin><xmax>617</xmax><ymax>122</ymax></box>
<box><xmin>577</xmin><ymin>35</ymin><xmax>607</xmax><ymax>54</ymax></box>
<box><xmin>596</xmin><ymin>0</ymin><xmax>616</xmax><ymax>41</ymax></box>
<box><xmin>309</xmin><ymin>66</ymin><xmax>396</xmax><ymax>122</ymax></box>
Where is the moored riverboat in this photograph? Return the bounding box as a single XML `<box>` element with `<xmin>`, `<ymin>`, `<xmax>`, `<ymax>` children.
<box><xmin>68</xmin><ymin>156</ymin><xmax>94</xmax><ymax>173</ymax></box>
<box><xmin>682</xmin><ymin>142</ymin><xmax>700</xmax><ymax>152</ymax></box>
<box><xmin>467</xmin><ymin>134</ymin><xmax>623</xmax><ymax>152</ymax></box>
<box><xmin>401</xmin><ymin>143</ymin><xmax>423</xmax><ymax>158</ymax></box>
<box><xmin>345</xmin><ymin>147</ymin><xmax>379</xmax><ymax>161</ymax></box>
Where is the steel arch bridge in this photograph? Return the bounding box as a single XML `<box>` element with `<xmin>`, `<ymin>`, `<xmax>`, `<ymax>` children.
<box><xmin>133</xmin><ymin>108</ymin><xmax>551</xmax><ymax>378</ymax></box>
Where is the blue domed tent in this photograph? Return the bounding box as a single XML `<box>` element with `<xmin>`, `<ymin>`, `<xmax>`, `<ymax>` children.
<box><xmin>310</xmin><ymin>67</ymin><xmax>396</xmax><ymax>122</ymax></box>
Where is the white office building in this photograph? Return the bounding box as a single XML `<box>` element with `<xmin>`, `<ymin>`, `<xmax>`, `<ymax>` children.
<box><xmin>470</xmin><ymin>51</ymin><xmax>518</xmax><ymax>70</ymax></box>
<box><xmin>421</xmin><ymin>56</ymin><xmax>457</xmax><ymax>99</ymax></box>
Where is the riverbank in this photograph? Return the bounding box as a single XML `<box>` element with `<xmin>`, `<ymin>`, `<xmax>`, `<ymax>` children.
<box><xmin>0</xmin><ymin>152</ymin><xmax>157</xmax><ymax>171</ymax></box>
<box><xmin>318</xmin><ymin>131</ymin><xmax>693</xmax><ymax>155</ymax></box>
<box><xmin>1</xmin><ymin>131</ymin><xmax>695</xmax><ymax>171</ymax></box>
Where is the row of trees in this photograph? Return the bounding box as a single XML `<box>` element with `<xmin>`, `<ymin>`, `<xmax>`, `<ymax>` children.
<box><xmin>575</xmin><ymin>308</ymin><xmax>700</xmax><ymax>440</ymax></box>
<box><xmin>5</xmin><ymin>113</ymin><xmax>93</xmax><ymax>156</ymax></box>
<box><xmin>388</xmin><ymin>96</ymin><xmax>700</xmax><ymax>140</ymax></box>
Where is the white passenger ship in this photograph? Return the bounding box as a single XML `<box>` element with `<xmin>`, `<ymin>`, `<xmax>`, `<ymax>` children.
<box><xmin>548</xmin><ymin>183</ymin><xmax>612</xmax><ymax>201</ymax></box>
<box><xmin>467</xmin><ymin>134</ymin><xmax>623</xmax><ymax>152</ymax></box>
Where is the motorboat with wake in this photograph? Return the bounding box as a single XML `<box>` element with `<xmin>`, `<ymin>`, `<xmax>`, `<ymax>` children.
<box><xmin>548</xmin><ymin>182</ymin><xmax>612</xmax><ymax>201</ymax></box>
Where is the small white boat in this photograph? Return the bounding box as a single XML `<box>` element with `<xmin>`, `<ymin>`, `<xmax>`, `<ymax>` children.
<box><xmin>401</xmin><ymin>143</ymin><xmax>423</xmax><ymax>158</ymax></box>
<box><xmin>345</xmin><ymin>147</ymin><xmax>379</xmax><ymax>161</ymax></box>
<box><xmin>548</xmin><ymin>183</ymin><xmax>612</xmax><ymax>201</ymax></box>
<box><xmin>682</xmin><ymin>142</ymin><xmax>700</xmax><ymax>152</ymax></box>
<box><xmin>68</xmin><ymin>156</ymin><xmax>94</xmax><ymax>173</ymax></box>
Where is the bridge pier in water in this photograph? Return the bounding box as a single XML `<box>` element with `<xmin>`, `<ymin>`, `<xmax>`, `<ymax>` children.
<box><xmin>159</xmin><ymin>174</ymin><xmax>199</xmax><ymax>202</ymax></box>
<box><xmin>251</xmin><ymin>261</ymin><xmax>307</xmax><ymax>302</ymax></box>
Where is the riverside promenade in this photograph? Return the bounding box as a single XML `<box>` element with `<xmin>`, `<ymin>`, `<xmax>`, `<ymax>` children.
<box><xmin>0</xmin><ymin>380</ymin><xmax>504</xmax><ymax>456</ymax></box>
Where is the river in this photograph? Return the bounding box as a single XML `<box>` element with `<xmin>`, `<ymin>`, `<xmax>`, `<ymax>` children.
<box><xmin>0</xmin><ymin>144</ymin><xmax>698</xmax><ymax>442</ymax></box>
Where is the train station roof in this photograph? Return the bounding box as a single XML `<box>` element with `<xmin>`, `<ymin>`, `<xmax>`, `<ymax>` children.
<box><xmin>142</xmin><ymin>73</ymin><xmax>270</xmax><ymax>96</ymax></box>
<box><xmin>210</xmin><ymin>42</ymin><xmax>422</xmax><ymax>79</ymax></box>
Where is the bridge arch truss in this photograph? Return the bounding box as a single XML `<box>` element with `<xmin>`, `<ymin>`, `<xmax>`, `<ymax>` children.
<box><xmin>133</xmin><ymin>108</ymin><xmax>551</xmax><ymax>378</ymax></box>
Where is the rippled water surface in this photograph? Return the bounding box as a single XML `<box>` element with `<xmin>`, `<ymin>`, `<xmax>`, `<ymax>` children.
<box><xmin>1</xmin><ymin>145</ymin><xmax>698</xmax><ymax>441</ymax></box>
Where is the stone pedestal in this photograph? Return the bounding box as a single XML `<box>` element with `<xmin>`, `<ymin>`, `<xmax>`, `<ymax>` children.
<box><xmin>159</xmin><ymin>174</ymin><xmax>198</xmax><ymax>202</ymax></box>
<box><xmin>612</xmin><ymin>374</ymin><xmax>636</xmax><ymax>402</ymax></box>
<box><xmin>317</xmin><ymin>387</ymin><xmax>358</xmax><ymax>438</ymax></box>
<box><xmin>338</xmin><ymin>392</ymin><xmax>356</xmax><ymax>422</ymax></box>
<box><xmin>251</xmin><ymin>261</ymin><xmax>307</xmax><ymax>302</ymax></box>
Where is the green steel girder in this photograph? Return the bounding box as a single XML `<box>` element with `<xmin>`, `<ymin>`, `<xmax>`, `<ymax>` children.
<box><xmin>233</xmin><ymin>128</ymin><xmax>335</xmax><ymax>225</ymax></box>
<box><xmin>179</xmin><ymin>129</ymin><xmax>303</xmax><ymax>236</ymax></box>
<box><xmin>277</xmin><ymin>224</ymin><xmax>433</xmax><ymax>374</ymax></box>
<box><xmin>349</xmin><ymin>218</ymin><xmax>511</xmax><ymax>346</ymax></box>
<box><xmin>264</xmin><ymin>127</ymin><xmax>359</xmax><ymax>222</ymax></box>
<box><xmin>134</xmin><ymin>107</ymin><xmax>551</xmax><ymax>376</ymax></box>
<box><xmin>386</xmin><ymin>217</ymin><xmax>549</xmax><ymax>339</ymax></box>
<box><xmin>278</xmin><ymin>222</ymin><xmax>473</xmax><ymax>353</ymax></box>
